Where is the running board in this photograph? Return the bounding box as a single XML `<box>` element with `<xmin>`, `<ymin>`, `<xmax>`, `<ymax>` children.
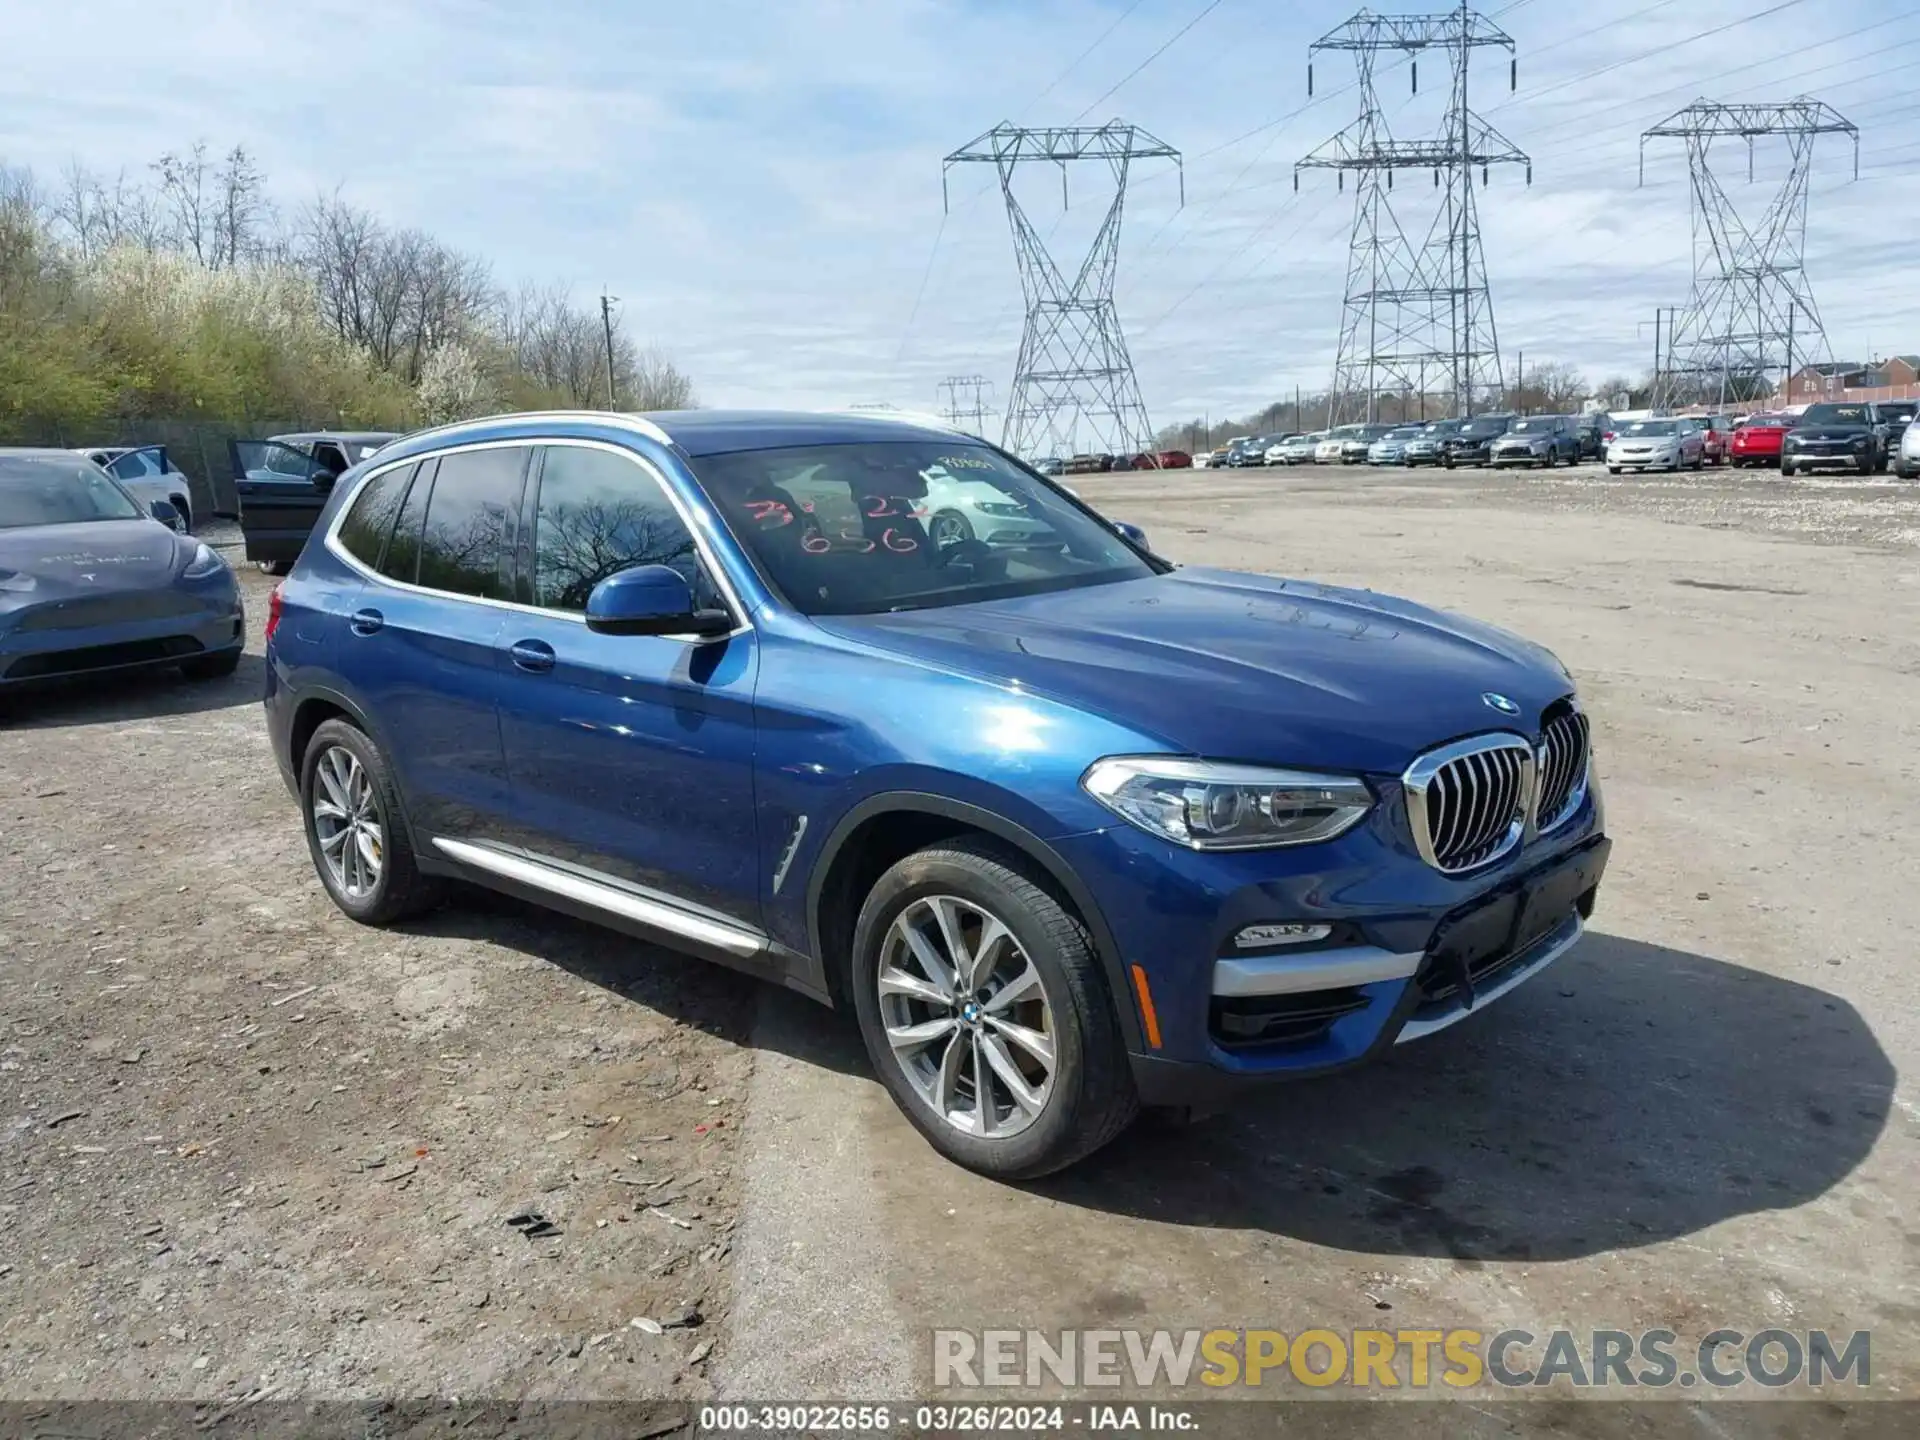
<box><xmin>430</xmin><ymin>837</ymin><xmax>768</xmax><ymax>959</ymax></box>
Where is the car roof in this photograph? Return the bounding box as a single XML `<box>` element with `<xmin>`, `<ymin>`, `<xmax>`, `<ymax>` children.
<box><xmin>636</xmin><ymin>408</ymin><xmax>966</xmax><ymax>457</ymax></box>
<box><xmin>269</xmin><ymin>430</ymin><xmax>402</xmax><ymax>445</ymax></box>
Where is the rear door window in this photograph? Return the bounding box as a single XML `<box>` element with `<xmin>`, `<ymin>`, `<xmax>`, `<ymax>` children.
<box><xmin>336</xmin><ymin>463</ymin><xmax>417</xmax><ymax>569</ymax></box>
<box><xmin>414</xmin><ymin>446</ymin><xmax>530</xmax><ymax>602</ymax></box>
<box><xmin>106</xmin><ymin>448</ymin><xmax>167</xmax><ymax>482</ymax></box>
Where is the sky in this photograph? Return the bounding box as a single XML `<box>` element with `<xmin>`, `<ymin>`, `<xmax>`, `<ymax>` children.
<box><xmin>2</xmin><ymin>0</ymin><xmax>1916</xmax><ymax>430</ymax></box>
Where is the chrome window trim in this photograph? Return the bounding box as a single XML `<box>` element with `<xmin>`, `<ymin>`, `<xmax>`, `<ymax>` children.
<box><xmin>1402</xmin><ymin>731</ymin><xmax>1537</xmax><ymax>874</ymax></box>
<box><xmin>397</xmin><ymin>409</ymin><xmax>675</xmax><ymax>452</ymax></box>
<box><xmin>323</xmin><ymin>435</ymin><xmax>753</xmax><ymax>643</ymax></box>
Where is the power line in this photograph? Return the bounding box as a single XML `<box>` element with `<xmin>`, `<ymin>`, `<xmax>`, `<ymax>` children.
<box><xmin>1073</xmin><ymin>0</ymin><xmax>1230</xmax><ymax>123</ymax></box>
<box><xmin>1485</xmin><ymin>0</ymin><xmax>1812</xmax><ymax>109</ymax></box>
<box><xmin>891</xmin><ymin>210</ymin><xmax>947</xmax><ymax>370</ymax></box>
<box><xmin>1022</xmin><ymin>0</ymin><xmax>1151</xmax><ymax>117</ymax></box>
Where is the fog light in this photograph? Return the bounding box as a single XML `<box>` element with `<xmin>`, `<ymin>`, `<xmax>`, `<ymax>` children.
<box><xmin>1233</xmin><ymin>922</ymin><xmax>1333</xmax><ymax>949</ymax></box>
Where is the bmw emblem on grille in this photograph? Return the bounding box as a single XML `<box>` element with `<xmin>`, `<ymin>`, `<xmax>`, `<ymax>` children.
<box><xmin>1481</xmin><ymin>692</ymin><xmax>1521</xmax><ymax>716</ymax></box>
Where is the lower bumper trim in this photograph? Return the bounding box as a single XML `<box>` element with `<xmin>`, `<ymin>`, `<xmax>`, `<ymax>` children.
<box><xmin>1212</xmin><ymin>943</ymin><xmax>1421</xmax><ymax>997</ymax></box>
<box><xmin>1394</xmin><ymin>912</ymin><xmax>1583</xmax><ymax>1044</ymax></box>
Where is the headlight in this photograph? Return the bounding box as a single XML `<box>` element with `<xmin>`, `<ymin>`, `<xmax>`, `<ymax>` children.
<box><xmin>1082</xmin><ymin>757</ymin><xmax>1374</xmax><ymax>850</ymax></box>
<box><xmin>182</xmin><ymin>542</ymin><xmax>227</xmax><ymax>579</ymax></box>
<box><xmin>1851</xmin><ymin>436</ymin><xmax>1869</xmax><ymax>450</ymax></box>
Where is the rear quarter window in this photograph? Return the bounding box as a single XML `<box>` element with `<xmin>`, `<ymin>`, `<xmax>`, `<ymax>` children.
<box><xmin>335</xmin><ymin>463</ymin><xmax>416</xmax><ymax>569</ymax></box>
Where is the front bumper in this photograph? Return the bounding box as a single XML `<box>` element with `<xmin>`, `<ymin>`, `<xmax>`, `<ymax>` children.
<box><xmin>1608</xmin><ymin>450</ymin><xmax>1678</xmax><ymax>469</ymax></box>
<box><xmin>0</xmin><ymin>580</ymin><xmax>244</xmax><ymax>688</ymax></box>
<box><xmin>1490</xmin><ymin>447</ymin><xmax>1547</xmax><ymax>466</ymax></box>
<box><xmin>1784</xmin><ymin>446</ymin><xmax>1871</xmax><ymax>470</ymax></box>
<box><xmin>1054</xmin><ymin>787</ymin><xmax>1610</xmax><ymax>1106</ymax></box>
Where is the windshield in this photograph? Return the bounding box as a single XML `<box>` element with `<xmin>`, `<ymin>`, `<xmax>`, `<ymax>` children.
<box><xmin>1623</xmin><ymin>420</ymin><xmax>1678</xmax><ymax>436</ymax></box>
<box><xmin>1385</xmin><ymin>429</ymin><xmax>1422</xmax><ymax>441</ymax></box>
<box><xmin>689</xmin><ymin>442</ymin><xmax>1159</xmax><ymax>617</ymax></box>
<box><xmin>1799</xmin><ymin>404</ymin><xmax>1869</xmax><ymax>425</ymax></box>
<box><xmin>1741</xmin><ymin>416</ymin><xmax>1790</xmax><ymax>429</ymax></box>
<box><xmin>1877</xmin><ymin>402</ymin><xmax>1915</xmax><ymax>423</ymax></box>
<box><xmin>0</xmin><ymin>457</ymin><xmax>145</xmax><ymax>529</ymax></box>
<box><xmin>1510</xmin><ymin>419</ymin><xmax>1549</xmax><ymax>433</ymax></box>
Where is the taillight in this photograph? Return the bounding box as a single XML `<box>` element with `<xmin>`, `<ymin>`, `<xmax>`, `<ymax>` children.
<box><xmin>264</xmin><ymin>583</ymin><xmax>285</xmax><ymax>644</ymax></box>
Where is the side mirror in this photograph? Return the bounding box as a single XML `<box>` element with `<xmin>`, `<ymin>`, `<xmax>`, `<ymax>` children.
<box><xmin>585</xmin><ymin>564</ymin><xmax>733</xmax><ymax>638</ymax></box>
<box><xmin>1112</xmin><ymin>520</ymin><xmax>1150</xmax><ymax>549</ymax></box>
<box><xmin>149</xmin><ymin>499</ymin><xmax>184</xmax><ymax>532</ymax></box>
<box><xmin>310</xmin><ymin>470</ymin><xmax>339</xmax><ymax>496</ymax></box>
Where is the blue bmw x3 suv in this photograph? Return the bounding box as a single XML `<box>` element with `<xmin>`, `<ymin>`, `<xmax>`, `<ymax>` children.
<box><xmin>264</xmin><ymin>409</ymin><xmax>1609</xmax><ymax>1176</ymax></box>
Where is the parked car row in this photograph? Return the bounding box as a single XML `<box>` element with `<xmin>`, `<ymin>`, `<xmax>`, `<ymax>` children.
<box><xmin>1038</xmin><ymin>451</ymin><xmax>1195</xmax><ymax>476</ymax></box>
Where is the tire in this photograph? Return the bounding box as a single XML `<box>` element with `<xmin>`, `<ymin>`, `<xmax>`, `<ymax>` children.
<box><xmin>928</xmin><ymin>509</ymin><xmax>975</xmax><ymax>549</ymax></box>
<box><xmin>179</xmin><ymin>647</ymin><xmax>241</xmax><ymax>681</ymax></box>
<box><xmin>849</xmin><ymin>837</ymin><xmax>1138</xmax><ymax>1178</ymax></box>
<box><xmin>1780</xmin><ymin>461</ymin><xmax>1795</xmax><ymax>477</ymax></box>
<box><xmin>299</xmin><ymin>718</ymin><xmax>441</xmax><ymax>926</ymax></box>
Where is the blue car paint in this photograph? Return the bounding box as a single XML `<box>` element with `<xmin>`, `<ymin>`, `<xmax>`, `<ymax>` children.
<box><xmin>265</xmin><ymin>410</ymin><xmax>1606</xmax><ymax>1102</ymax></box>
<box><xmin>0</xmin><ymin>519</ymin><xmax>243</xmax><ymax>687</ymax></box>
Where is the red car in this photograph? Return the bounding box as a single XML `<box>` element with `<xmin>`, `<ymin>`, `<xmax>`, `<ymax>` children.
<box><xmin>1698</xmin><ymin>414</ymin><xmax>1735</xmax><ymax>465</ymax></box>
<box><xmin>1730</xmin><ymin>413</ymin><xmax>1794</xmax><ymax>468</ymax></box>
<box><xmin>1156</xmin><ymin>449</ymin><xmax>1193</xmax><ymax>469</ymax></box>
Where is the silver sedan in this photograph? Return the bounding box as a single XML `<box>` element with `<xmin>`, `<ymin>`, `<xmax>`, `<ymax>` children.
<box><xmin>1606</xmin><ymin>419</ymin><xmax>1704</xmax><ymax>473</ymax></box>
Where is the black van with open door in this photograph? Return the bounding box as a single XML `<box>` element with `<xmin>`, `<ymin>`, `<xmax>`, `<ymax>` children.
<box><xmin>231</xmin><ymin>432</ymin><xmax>399</xmax><ymax>573</ymax></box>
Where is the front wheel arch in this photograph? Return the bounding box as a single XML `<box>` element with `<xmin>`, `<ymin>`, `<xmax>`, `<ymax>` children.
<box><xmin>805</xmin><ymin>792</ymin><xmax>1142</xmax><ymax>1053</ymax></box>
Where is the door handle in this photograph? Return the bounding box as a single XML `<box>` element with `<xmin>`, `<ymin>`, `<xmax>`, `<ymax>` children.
<box><xmin>509</xmin><ymin>638</ymin><xmax>556</xmax><ymax>673</ymax></box>
<box><xmin>349</xmin><ymin>608</ymin><xmax>384</xmax><ymax>636</ymax></box>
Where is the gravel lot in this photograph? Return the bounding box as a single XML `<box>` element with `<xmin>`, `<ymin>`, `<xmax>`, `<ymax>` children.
<box><xmin>4</xmin><ymin>461</ymin><xmax>1918</xmax><ymax>1422</ymax></box>
<box><xmin>1</xmin><ymin>526</ymin><xmax>753</xmax><ymax>1412</ymax></box>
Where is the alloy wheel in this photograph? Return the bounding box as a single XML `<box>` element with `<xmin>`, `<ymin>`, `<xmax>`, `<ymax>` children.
<box><xmin>311</xmin><ymin>745</ymin><xmax>384</xmax><ymax>900</ymax></box>
<box><xmin>876</xmin><ymin>894</ymin><xmax>1055</xmax><ymax>1138</ymax></box>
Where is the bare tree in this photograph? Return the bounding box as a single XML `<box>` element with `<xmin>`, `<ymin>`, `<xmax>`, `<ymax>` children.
<box><xmin>150</xmin><ymin>142</ymin><xmax>272</xmax><ymax>267</ymax></box>
<box><xmin>298</xmin><ymin>193</ymin><xmax>493</xmax><ymax>380</ymax></box>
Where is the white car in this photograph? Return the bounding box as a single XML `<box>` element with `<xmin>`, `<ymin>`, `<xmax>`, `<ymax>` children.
<box><xmin>1605</xmin><ymin>419</ymin><xmax>1705</xmax><ymax>473</ymax></box>
<box><xmin>1897</xmin><ymin>417</ymin><xmax>1920</xmax><ymax>480</ymax></box>
<box><xmin>1276</xmin><ymin>432</ymin><xmax>1326</xmax><ymax>465</ymax></box>
<box><xmin>1315</xmin><ymin>424</ymin><xmax>1371</xmax><ymax>463</ymax></box>
<box><xmin>75</xmin><ymin>445</ymin><xmax>196</xmax><ymax>531</ymax></box>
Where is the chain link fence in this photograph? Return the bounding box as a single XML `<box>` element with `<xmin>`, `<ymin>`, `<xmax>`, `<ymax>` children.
<box><xmin>3</xmin><ymin>417</ymin><xmax>331</xmax><ymax>522</ymax></box>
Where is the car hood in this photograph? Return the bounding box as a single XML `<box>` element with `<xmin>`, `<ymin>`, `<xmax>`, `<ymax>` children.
<box><xmin>814</xmin><ymin>568</ymin><xmax>1572</xmax><ymax>774</ymax></box>
<box><xmin>0</xmin><ymin>521</ymin><xmax>183</xmax><ymax>600</ymax></box>
<box><xmin>1789</xmin><ymin>424</ymin><xmax>1871</xmax><ymax>441</ymax></box>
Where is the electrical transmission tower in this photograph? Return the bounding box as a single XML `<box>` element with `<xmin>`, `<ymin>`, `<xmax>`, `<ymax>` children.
<box><xmin>936</xmin><ymin>374</ymin><xmax>995</xmax><ymax>437</ymax></box>
<box><xmin>944</xmin><ymin>122</ymin><xmax>1181</xmax><ymax>458</ymax></box>
<box><xmin>1296</xmin><ymin>1</ymin><xmax>1527</xmax><ymax>424</ymax></box>
<box><xmin>1640</xmin><ymin>98</ymin><xmax>1858</xmax><ymax>411</ymax></box>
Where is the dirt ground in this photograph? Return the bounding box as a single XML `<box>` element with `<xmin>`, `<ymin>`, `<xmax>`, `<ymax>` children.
<box><xmin>1</xmin><ymin>530</ymin><xmax>755</xmax><ymax>1411</ymax></box>
<box><xmin>4</xmin><ymin>462</ymin><xmax>1918</xmax><ymax>1423</ymax></box>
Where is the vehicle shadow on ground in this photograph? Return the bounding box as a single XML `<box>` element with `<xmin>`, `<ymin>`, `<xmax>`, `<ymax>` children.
<box><xmin>395</xmin><ymin>886</ymin><xmax>875</xmax><ymax>1076</ymax></box>
<box><xmin>0</xmin><ymin>653</ymin><xmax>264</xmax><ymax>728</ymax></box>
<box><xmin>1036</xmin><ymin>932</ymin><xmax>1893</xmax><ymax>1263</ymax></box>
